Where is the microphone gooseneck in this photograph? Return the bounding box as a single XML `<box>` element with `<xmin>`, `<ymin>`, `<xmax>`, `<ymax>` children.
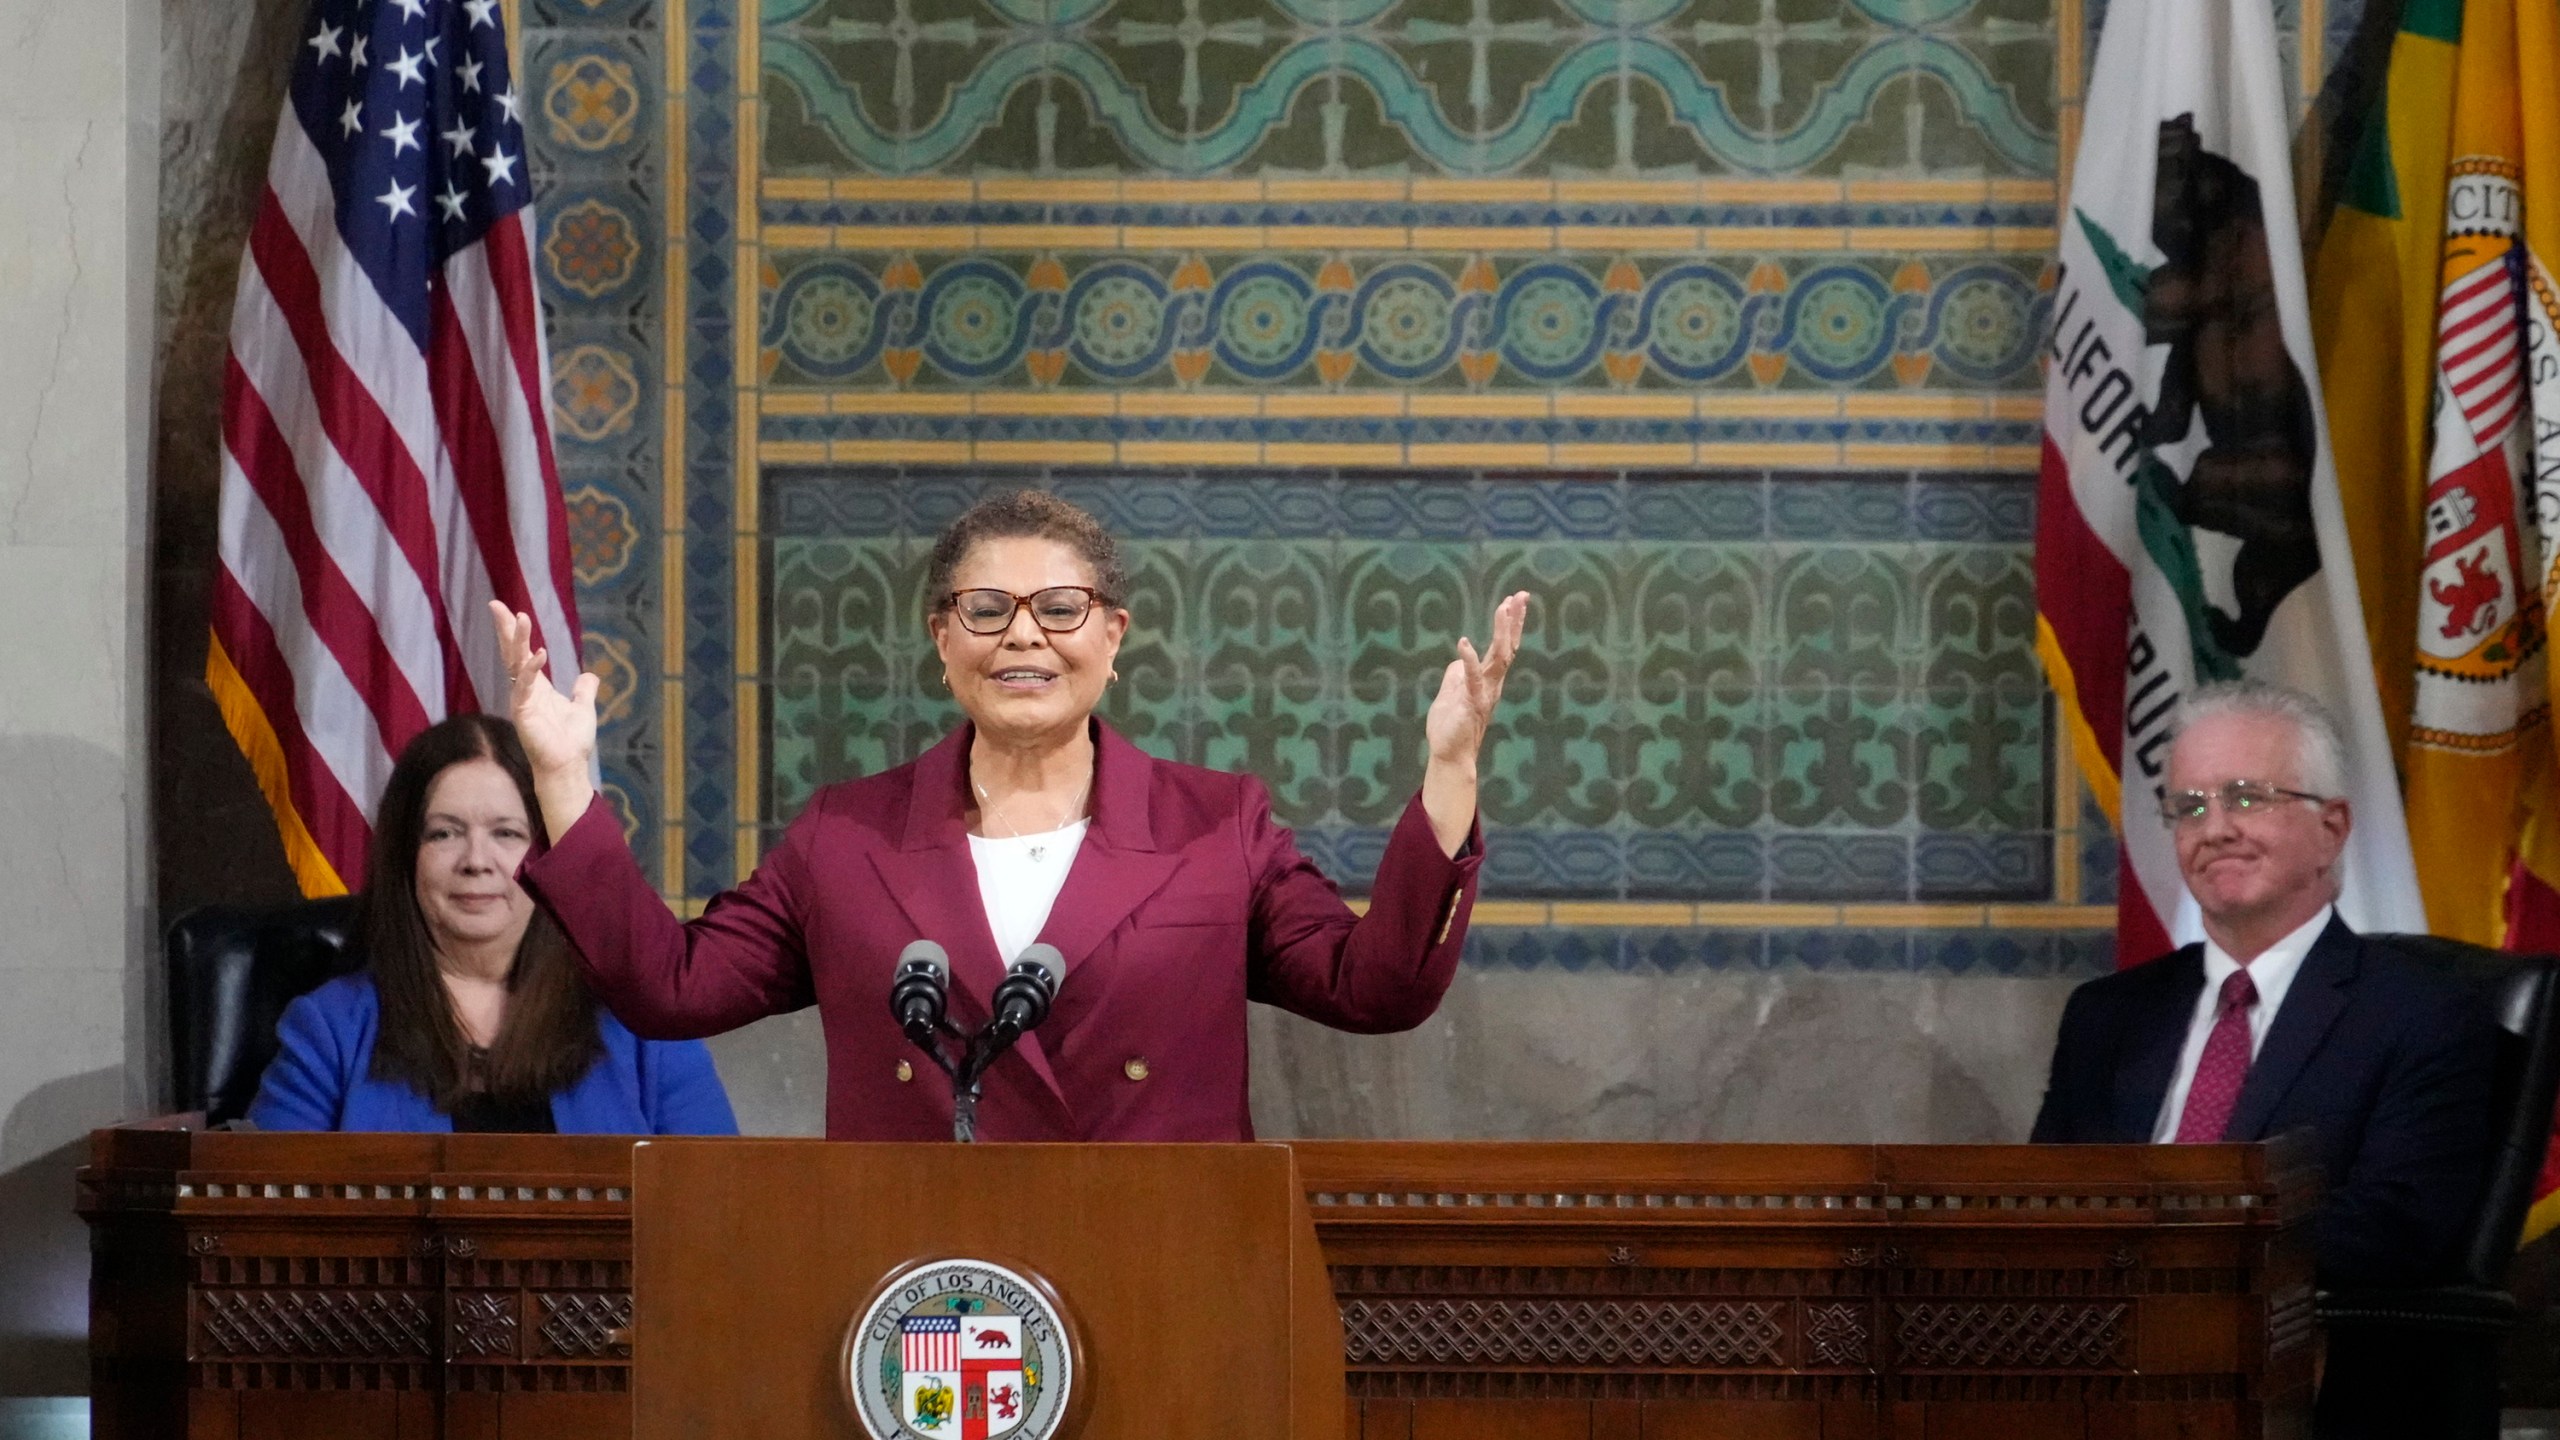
<box><xmin>949</xmin><ymin>944</ymin><xmax>1071</xmax><ymax>1142</ymax></box>
<box><xmin>886</xmin><ymin>939</ymin><xmax>1073</xmax><ymax>1144</ymax></box>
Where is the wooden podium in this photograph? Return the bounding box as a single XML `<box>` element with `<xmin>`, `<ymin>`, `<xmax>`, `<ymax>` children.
<box><xmin>80</xmin><ymin>1128</ymin><xmax>2321</xmax><ymax>1439</ymax></box>
<box><xmin>630</xmin><ymin>1141</ymin><xmax>1344</xmax><ymax>1439</ymax></box>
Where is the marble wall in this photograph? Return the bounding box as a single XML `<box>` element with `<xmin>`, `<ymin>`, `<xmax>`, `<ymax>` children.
<box><xmin>0</xmin><ymin>0</ymin><xmax>160</xmax><ymax>1397</ymax></box>
<box><xmin>710</xmin><ymin>965</ymin><xmax>2075</xmax><ymax>1142</ymax></box>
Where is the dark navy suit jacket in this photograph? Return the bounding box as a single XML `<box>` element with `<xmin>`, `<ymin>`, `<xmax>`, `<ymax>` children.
<box><xmin>2030</xmin><ymin>916</ymin><xmax>2496</xmax><ymax>1287</ymax></box>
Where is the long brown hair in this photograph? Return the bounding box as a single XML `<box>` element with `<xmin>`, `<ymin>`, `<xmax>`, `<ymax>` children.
<box><xmin>364</xmin><ymin>713</ymin><xmax>601</xmax><ymax>1109</ymax></box>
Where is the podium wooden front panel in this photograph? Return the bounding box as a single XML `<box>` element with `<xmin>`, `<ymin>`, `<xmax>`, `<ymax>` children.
<box><xmin>83</xmin><ymin>1131</ymin><xmax>2319</xmax><ymax>1439</ymax></box>
<box><xmin>630</xmin><ymin>1141</ymin><xmax>1343</xmax><ymax>1439</ymax></box>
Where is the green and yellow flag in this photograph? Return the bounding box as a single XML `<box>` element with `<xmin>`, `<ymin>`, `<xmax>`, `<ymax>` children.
<box><xmin>2311</xmin><ymin>0</ymin><xmax>2560</xmax><ymax>1239</ymax></box>
<box><xmin>2310</xmin><ymin>0</ymin><xmax>2458</xmax><ymax>779</ymax></box>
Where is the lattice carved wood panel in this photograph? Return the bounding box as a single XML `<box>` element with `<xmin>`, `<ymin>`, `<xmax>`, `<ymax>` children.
<box><xmin>194</xmin><ymin>1288</ymin><xmax>436</xmax><ymax>1361</ymax></box>
<box><xmin>1892</xmin><ymin>1301</ymin><xmax>2130</xmax><ymax>1369</ymax></box>
<box><xmin>1341</xmin><ymin>1297</ymin><xmax>1788</xmax><ymax>1368</ymax></box>
<box><xmin>537</xmin><ymin>1291</ymin><xmax>634</xmax><ymax>1360</ymax></box>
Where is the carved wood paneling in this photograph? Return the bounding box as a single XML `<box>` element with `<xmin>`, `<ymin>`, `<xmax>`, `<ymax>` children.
<box><xmin>1331</xmin><ymin>1264</ymin><xmax>1871</xmax><ymax>1298</ymax></box>
<box><xmin>449</xmin><ymin>1292</ymin><xmax>520</xmax><ymax>1359</ymax></box>
<box><xmin>1341</xmin><ymin>1297</ymin><xmax>1786</xmax><ymax>1368</ymax></box>
<box><xmin>1804</xmin><ymin>1302</ymin><xmax>1871</xmax><ymax>1367</ymax></box>
<box><xmin>450</xmin><ymin>1257</ymin><xmax>629</xmax><ymax>1290</ymax></box>
<box><xmin>197</xmin><ymin>1253</ymin><xmax>430</xmax><ymax>1288</ymax></box>
<box><xmin>536</xmin><ymin>1292</ymin><xmax>633</xmax><ymax>1360</ymax></box>
<box><xmin>1344</xmin><ymin>1370</ymin><xmax>1874</xmax><ymax>1401</ymax></box>
<box><xmin>84</xmin><ymin>1131</ymin><xmax>2320</xmax><ymax>1438</ymax></box>
<box><xmin>194</xmin><ymin>1288</ymin><xmax>436</xmax><ymax>1361</ymax></box>
<box><xmin>1892</xmin><ymin>1302</ymin><xmax>2130</xmax><ymax>1369</ymax></box>
<box><xmin>446</xmin><ymin>1363</ymin><xmax>633</xmax><ymax>1393</ymax></box>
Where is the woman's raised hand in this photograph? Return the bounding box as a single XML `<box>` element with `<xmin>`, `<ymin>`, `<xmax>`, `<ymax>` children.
<box><xmin>490</xmin><ymin>600</ymin><xmax>601</xmax><ymax>838</ymax></box>
<box><xmin>1425</xmin><ymin>590</ymin><xmax>1532</xmax><ymax>766</ymax></box>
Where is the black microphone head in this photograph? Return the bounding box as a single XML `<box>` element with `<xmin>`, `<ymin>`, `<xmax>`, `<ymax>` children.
<box><xmin>1011</xmin><ymin>942</ymin><xmax>1066</xmax><ymax>995</ymax></box>
<box><xmin>986</xmin><ymin>943</ymin><xmax>1067</xmax><ymax>1043</ymax></box>
<box><xmin>890</xmin><ymin>940</ymin><xmax>951</xmax><ymax>1043</ymax></box>
<box><xmin>897</xmin><ymin>939</ymin><xmax>950</xmax><ymax>980</ymax></box>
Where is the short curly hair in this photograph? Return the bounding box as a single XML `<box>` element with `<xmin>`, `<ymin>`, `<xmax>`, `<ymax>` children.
<box><xmin>923</xmin><ymin>489</ymin><xmax>1129</xmax><ymax>616</ymax></box>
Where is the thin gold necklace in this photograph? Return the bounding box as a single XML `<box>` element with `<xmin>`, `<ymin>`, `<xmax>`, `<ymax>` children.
<box><xmin>972</xmin><ymin>771</ymin><xmax>1092</xmax><ymax>863</ymax></box>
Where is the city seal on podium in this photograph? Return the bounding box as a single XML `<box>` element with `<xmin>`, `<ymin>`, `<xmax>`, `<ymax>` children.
<box><xmin>844</xmin><ymin>1257</ymin><xmax>1077</xmax><ymax>1440</ymax></box>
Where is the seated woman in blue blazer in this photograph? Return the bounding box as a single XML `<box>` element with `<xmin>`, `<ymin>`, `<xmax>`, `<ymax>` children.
<box><xmin>250</xmin><ymin>714</ymin><xmax>736</xmax><ymax>1135</ymax></box>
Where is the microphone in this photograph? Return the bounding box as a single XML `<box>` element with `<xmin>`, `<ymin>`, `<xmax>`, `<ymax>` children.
<box><xmin>887</xmin><ymin>940</ymin><xmax>950</xmax><ymax>1051</ymax></box>
<box><xmin>986</xmin><ymin>943</ymin><xmax>1067</xmax><ymax>1045</ymax></box>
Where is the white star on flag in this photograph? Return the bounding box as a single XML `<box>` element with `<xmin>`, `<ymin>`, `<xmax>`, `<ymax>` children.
<box><xmin>212</xmin><ymin>0</ymin><xmax>588</xmax><ymax>902</ymax></box>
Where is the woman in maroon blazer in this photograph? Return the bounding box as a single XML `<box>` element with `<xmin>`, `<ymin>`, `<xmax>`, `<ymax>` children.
<box><xmin>492</xmin><ymin>490</ymin><xmax>1529</xmax><ymax>1140</ymax></box>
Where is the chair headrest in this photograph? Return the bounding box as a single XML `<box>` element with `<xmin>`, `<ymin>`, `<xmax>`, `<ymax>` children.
<box><xmin>166</xmin><ymin>897</ymin><xmax>366</xmax><ymax>1125</ymax></box>
<box><xmin>2364</xmin><ymin>934</ymin><xmax>2558</xmax><ymax>1037</ymax></box>
<box><xmin>2366</xmin><ymin>933</ymin><xmax>2560</xmax><ymax>1287</ymax></box>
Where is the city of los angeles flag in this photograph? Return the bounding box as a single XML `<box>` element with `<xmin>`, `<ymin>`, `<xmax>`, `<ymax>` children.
<box><xmin>2033</xmin><ymin>0</ymin><xmax>2426</xmax><ymax>961</ymax></box>
<box><xmin>2310</xmin><ymin>0</ymin><xmax>2560</xmax><ymax>1238</ymax></box>
<box><xmin>2315</xmin><ymin>0</ymin><xmax>2560</xmax><ymax>951</ymax></box>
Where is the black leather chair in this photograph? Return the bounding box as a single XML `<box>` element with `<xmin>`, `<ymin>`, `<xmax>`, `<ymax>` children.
<box><xmin>167</xmin><ymin>897</ymin><xmax>365</xmax><ymax>1126</ymax></box>
<box><xmin>2314</xmin><ymin>936</ymin><xmax>2560</xmax><ymax>1439</ymax></box>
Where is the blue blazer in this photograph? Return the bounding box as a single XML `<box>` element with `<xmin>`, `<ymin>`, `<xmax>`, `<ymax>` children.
<box><xmin>248</xmin><ymin>973</ymin><xmax>739</xmax><ymax>1135</ymax></box>
<box><xmin>2030</xmin><ymin>917</ymin><xmax>2495</xmax><ymax>1287</ymax></box>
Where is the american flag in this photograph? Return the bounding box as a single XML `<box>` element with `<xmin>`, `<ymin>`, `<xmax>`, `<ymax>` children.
<box><xmin>903</xmin><ymin>1316</ymin><xmax>961</xmax><ymax>1372</ymax></box>
<box><xmin>210</xmin><ymin>0</ymin><xmax>581</xmax><ymax>895</ymax></box>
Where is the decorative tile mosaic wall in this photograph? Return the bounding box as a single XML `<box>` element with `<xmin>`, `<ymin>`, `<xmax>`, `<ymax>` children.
<box><xmin>517</xmin><ymin>0</ymin><xmax>2160</xmax><ymax>976</ymax></box>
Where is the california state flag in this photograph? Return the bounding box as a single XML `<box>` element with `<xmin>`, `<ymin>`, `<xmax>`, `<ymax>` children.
<box><xmin>2034</xmin><ymin>0</ymin><xmax>2427</xmax><ymax>960</ymax></box>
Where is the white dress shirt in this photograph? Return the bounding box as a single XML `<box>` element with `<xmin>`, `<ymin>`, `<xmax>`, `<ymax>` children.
<box><xmin>967</xmin><ymin>819</ymin><xmax>1089</xmax><ymax>965</ymax></box>
<box><xmin>2149</xmin><ymin>903</ymin><xmax>2331</xmax><ymax>1142</ymax></box>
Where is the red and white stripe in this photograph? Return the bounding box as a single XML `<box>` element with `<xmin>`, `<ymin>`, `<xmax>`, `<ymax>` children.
<box><xmin>213</xmin><ymin>105</ymin><xmax>580</xmax><ymax>890</ymax></box>
<box><xmin>904</xmin><ymin>1325</ymin><xmax>960</xmax><ymax>1372</ymax></box>
<box><xmin>2439</xmin><ymin>257</ymin><xmax>2527</xmax><ymax>447</ymax></box>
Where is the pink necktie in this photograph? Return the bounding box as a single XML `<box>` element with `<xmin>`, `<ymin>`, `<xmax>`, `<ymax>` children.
<box><xmin>2175</xmin><ymin>968</ymin><xmax>2259</xmax><ymax>1142</ymax></box>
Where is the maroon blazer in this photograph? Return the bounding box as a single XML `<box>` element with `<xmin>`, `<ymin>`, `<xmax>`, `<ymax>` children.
<box><xmin>520</xmin><ymin>721</ymin><xmax>1483</xmax><ymax>1141</ymax></box>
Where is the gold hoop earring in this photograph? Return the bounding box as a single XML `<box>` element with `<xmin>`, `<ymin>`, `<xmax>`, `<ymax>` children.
<box><xmin>1108</xmin><ymin>668</ymin><xmax>1120</xmax><ymax>684</ymax></box>
<box><xmin>938</xmin><ymin>671</ymin><xmax>953</xmax><ymax>692</ymax></box>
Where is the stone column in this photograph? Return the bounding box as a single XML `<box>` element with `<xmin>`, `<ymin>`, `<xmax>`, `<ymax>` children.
<box><xmin>0</xmin><ymin>0</ymin><xmax>160</xmax><ymax>1404</ymax></box>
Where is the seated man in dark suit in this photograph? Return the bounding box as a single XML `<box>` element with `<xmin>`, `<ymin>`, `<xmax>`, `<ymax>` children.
<box><xmin>2032</xmin><ymin>679</ymin><xmax>2496</xmax><ymax>1291</ymax></box>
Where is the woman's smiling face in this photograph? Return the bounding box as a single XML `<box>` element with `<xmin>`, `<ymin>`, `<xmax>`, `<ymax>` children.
<box><xmin>410</xmin><ymin>756</ymin><xmax>537</xmax><ymax>962</ymax></box>
<box><xmin>928</xmin><ymin>535</ymin><xmax>1129</xmax><ymax>747</ymax></box>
